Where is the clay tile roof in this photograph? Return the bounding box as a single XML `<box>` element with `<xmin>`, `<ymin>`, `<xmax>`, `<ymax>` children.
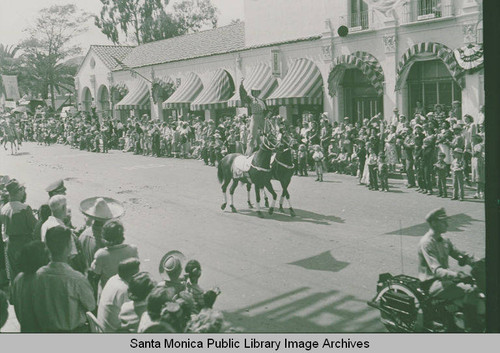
<box><xmin>91</xmin><ymin>45</ymin><xmax>135</xmax><ymax>70</ymax></box>
<box><xmin>120</xmin><ymin>22</ymin><xmax>245</xmax><ymax>69</ymax></box>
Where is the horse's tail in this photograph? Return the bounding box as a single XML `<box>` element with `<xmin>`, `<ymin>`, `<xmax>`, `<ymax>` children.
<box><xmin>217</xmin><ymin>161</ymin><xmax>224</xmax><ymax>184</ymax></box>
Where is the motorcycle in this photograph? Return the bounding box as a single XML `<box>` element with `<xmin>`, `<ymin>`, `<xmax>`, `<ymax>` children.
<box><xmin>367</xmin><ymin>256</ymin><xmax>485</xmax><ymax>332</ymax></box>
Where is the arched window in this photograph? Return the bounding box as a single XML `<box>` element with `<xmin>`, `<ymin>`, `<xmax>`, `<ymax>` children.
<box><xmin>406</xmin><ymin>60</ymin><xmax>461</xmax><ymax>116</ymax></box>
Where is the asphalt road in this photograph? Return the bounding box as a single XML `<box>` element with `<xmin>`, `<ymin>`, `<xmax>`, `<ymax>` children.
<box><xmin>1</xmin><ymin>143</ymin><xmax>485</xmax><ymax>332</ymax></box>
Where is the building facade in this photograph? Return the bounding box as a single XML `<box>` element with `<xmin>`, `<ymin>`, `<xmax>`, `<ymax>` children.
<box><xmin>76</xmin><ymin>0</ymin><xmax>484</xmax><ymax>124</ymax></box>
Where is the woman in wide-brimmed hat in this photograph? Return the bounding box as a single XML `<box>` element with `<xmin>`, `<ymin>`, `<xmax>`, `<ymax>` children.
<box><xmin>78</xmin><ymin>197</ymin><xmax>125</xmax><ymax>269</ymax></box>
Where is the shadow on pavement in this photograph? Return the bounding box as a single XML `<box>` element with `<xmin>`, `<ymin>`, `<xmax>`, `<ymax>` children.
<box><xmin>236</xmin><ymin>208</ymin><xmax>345</xmax><ymax>225</ymax></box>
<box><xmin>384</xmin><ymin>213</ymin><xmax>484</xmax><ymax>237</ymax></box>
<box><xmin>223</xmin><ymin>287</ymin><xmax>384</xmax><ymax>332</ymax></box>
<box><xmin>288</xmin><ymin>251</ymin><xmax>350</xmax><ymax>273</ymax></box>
<box><xmin>9</xmin><ymin>152</ymin><xmax>30</xmax><ymax>156</ymax></box>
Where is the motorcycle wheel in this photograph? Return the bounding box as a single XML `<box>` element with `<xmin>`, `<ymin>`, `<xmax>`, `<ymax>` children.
<box><xmin>375</xmin><ymin>284</ymin><xmax>421</xmax><ymax>333</ymax></box>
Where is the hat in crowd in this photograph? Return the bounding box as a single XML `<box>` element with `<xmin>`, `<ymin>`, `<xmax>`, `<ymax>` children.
<box><xmin>79</xmin><ymin>197</ymin><xmax>125</xmax><ymax>221</ymax></box>
<box><xmin>414</xmin><ymin>124</ymin><xmax>423</xmax><ymax>130</ymax></box>
<box><xmin>5</xmin><ymin>179</ymin><xmax>24</xmax><ymax>195</ymax></box>
<box><xmin>452</xmin><ymin>124</ymin><xmax>462</xmax><ymax>130</ymax></box>
<box><xmin>45</xmin><ymin>179</ymin><xmax>66</xmax><ymax>195</ymax></box>
<box><xmin>393</xmin><ymin>107</ymin><xmax>399</xmax><ymax>112</ymax></box>
<box><xmin>426</xmin><ymin>112</ymin><xmax>434</xmax><ymax>117</ymax></box>
<box><xmin>453</xmin><ymin>148</ymin><xmax>464</xmax><ymax>154</ymax></box>
<box><xmin>425</xmin><ymin>207</ymin><xmax>447</xmax><ymax>223</ymax></box>
<box><xmin>159</xmin><ymin>250</ymin><xmax>186</xmax><ymax>276</ymax></box>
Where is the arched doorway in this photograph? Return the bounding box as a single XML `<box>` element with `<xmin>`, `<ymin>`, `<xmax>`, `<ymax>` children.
<box><xmin>342</xmin><ymin>68</ymin><xmax>383</xmax><ymax>123</ymax></box>
<box><xmin>328</xmin><ymin>52</ymin><xmax>384</xmax><ymax>123</ymax></box>
<box><xmin>81</xmin><ymin>87</ymin><xmax>92</xmax><ymax>112</ymax></box>
<box><xmin>395</xmin><ymin>42</ymin><xmax>465</xmax><ymax>118</ymax></box>
<box><xmin>406</xmin><ymin>59</ymin><xmax>462</xmax><ymax>117</ymax></box>
<box><xmin>97</xmin><ymin>85</ymin><xmax>110</xmax><ymax>118</ymax></box>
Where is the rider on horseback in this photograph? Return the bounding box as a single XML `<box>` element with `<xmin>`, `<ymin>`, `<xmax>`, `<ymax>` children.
<box><xmin>240</xmin><ymin>80</ymin><xmax>268</xmax><ymax>156</ymax></box>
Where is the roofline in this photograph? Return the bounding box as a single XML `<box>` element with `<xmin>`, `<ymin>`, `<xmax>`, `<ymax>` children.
<box><xmin>76</xmin><ymin>45</ymin><xmax>136</xmax><ymax>75</ymax></box>
<box><xmin>112</xmin><ymin>35</ymin><xmax>323</xmax><ymax>72</ymax></box>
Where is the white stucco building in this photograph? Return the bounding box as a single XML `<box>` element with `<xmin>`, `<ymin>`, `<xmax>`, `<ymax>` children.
<box><xmin>76</xmin><ymin>0</ymin><xmax>484</xmax><ymax>124</ymax></box>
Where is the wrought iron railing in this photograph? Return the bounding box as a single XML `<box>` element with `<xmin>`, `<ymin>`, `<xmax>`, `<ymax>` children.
<box><xmin>349</xmin><ymin>10</ymin><xmax>370</xmax><ymax>30</ymax></box>
<box><xmin>402</xmin><ymin>0</ymin><xmax>453</xmax><ymax>24</ymax></box>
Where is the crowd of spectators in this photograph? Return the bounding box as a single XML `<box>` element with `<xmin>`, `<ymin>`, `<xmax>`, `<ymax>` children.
<box><xmin>0</xmin><ymin>176</ymin><xmax>233</xmax><ymax>333</ymax></box>
<box><xmin>3</xmin><ymin>99</ymin><xmax>486</xmax><ymax>199</ymax></box>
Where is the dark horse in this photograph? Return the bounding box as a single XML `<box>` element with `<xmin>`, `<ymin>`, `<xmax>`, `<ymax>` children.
<box><xmin>217</xmin><ymin>128</ymin><xmax>279</xmax><ymax>218</ymax></box>
<box><xmin>270</xmin><ymin>134</ymin><xmax>296</xmax><ymax>217</ymax></box>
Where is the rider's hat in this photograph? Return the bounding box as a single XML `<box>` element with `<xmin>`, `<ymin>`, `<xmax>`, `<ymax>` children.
<box><xmin>425</xmin><ymin>207</ymin><xmax>447</xmax><ymax>223</ymax></box>
<box><xmin>45</xmin><ymin>179</ymin><xmax>66</xmax><ymax>195</ymax></box>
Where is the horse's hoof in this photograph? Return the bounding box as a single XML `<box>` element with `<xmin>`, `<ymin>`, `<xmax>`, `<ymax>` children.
<box><xmin>247</xmin><ymin>202</ymin><xmax>254</xmax><ymax>209</ymax></box>
<box><xmin>279</xmin><ymin>207</ymin><xmax>285</xmax><ymax>213</ymax></box>
<box><xmin>221</xmin><ymin>203</ymin><xmax>227</xmax><ymax>210</ymax></box>
<box><xmin>264</xmin><ymin>199</ymin><xmax>269</xmax><ymax>208</ymax></box>
<box><xmin>268</xmin><ymin>207</ymin><xmax>274</xmax><ymax>215</ymax></box>
<box><xmin>257</xmin><ymin>211</ymin><xmax>264</xmax><ymax>218</ymax></box>
<box><xmin>230</xmin><ymin>205</ymin><xmax>237</xmax><ymax>213</ymax></box>
<box><xmin>290</xmin><ymin>208</ymin><xmax>296</xmax><ymax>217</ymax></box>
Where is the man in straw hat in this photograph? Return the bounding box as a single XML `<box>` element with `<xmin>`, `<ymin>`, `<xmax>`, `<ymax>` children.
<box><xmin>0</xmin><ymin>179</ymin><xmax>37</xmax><ymax>283</ymax></box>
<box><xmin>78</xmin><ymin>197</ymin><xmax>125</xmax><ymax>270</ymax></box>
<box><xmin>158</xmin><ymin>250</ymin><xmax>187</xmax><ymax>296</ymax></box>
<box><xmin>418</xmin><ymin>208</ymin><xmax>483</xmax><ymax>331</ymax></box>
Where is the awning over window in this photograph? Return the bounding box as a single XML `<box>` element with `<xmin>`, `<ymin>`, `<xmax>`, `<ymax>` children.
<box><xmin>266</xmin><ymin>58</ymin><xmax>323</xmax><ymax>106</ymax></box>
<box><xmin>163</xmin><ymin>72</ymin><xmax>203</xmax><ymax>109</ymax></box>
<box><xmin>190</xmin><ymin>69</ymin><xmax>235</xmax><ymax>111</ymax></box>
<box><xmin>227</xmin><ymin>64</ymin><xmax>278</xmax><ymax>107</ymax></box>
<box><xmin>328</xmin><ymin>51</ymin><xmax>385</xmax><ymax>96</ymax></box>
<box><xmin>115</xmin><ymin>80</ymin><xmax>150</xmax><ymax>110</ymax></box>
<box><xmin>395</xmin><ymin>42</ymin><xmax>465</xmax><ymax>90</ymax></box>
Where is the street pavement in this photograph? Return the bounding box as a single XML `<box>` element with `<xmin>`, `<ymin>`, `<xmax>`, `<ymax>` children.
<box><xmin>1</xmin><ymin>143</ymin><xmax>485</xmax><ymax>332</ymax></box>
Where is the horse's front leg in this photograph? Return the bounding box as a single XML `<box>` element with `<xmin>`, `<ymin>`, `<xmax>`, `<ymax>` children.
<box><xmin>255</xmin><ymin>185</ymin><xmax>264</xmax><ymax>218</ymax></box>
<box><xmin>229</xmin><ymin>179</ymin><xmax>238</xmax><ymax>213</ymax></box>
<box><xmin>246</xmin><ymin>183</ymin><xmax>253</xmax><ymax>208</ymax></box>
<box><xmin>264</xmin><ymin>181</ymin><xmax>277</xmax><ymax>215</ymax></box>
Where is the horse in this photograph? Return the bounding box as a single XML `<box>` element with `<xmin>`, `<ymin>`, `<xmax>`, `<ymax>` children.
<box><xmin>217</xmin><ymin>123</ymin><xmax>279</xmax><ymax>218</ymax></box>
<box><xmin>270</xmin><ymin>133</ymin><xmax>296</xmax><ymax>217</ymax></box>
<box><xmin>1</xmin><ymin>120</ymin><xmax>19</xmax><ymax>155</ymax></box>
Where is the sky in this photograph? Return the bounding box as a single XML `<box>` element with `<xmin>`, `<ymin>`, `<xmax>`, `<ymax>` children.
<box><xmin>0</xmin><ymin>0</ymin><xmax>244</xmax><ymax>53</ymax></box>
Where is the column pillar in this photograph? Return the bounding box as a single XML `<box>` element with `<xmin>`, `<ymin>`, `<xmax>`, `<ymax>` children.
<box><xmin>382</xmin><ymin>30</ymin><xmax>398</xmax><ymax>121</ymax></box>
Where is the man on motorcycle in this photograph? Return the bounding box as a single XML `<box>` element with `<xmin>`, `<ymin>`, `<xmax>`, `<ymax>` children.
<box><xmin>418</xmin><ymin>207</ymin><xmax>484</xmax><ymax>331</ymax></box>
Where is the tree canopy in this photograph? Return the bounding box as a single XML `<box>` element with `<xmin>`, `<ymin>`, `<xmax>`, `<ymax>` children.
<box><xmin>20</xmin><ymin>4</ymin><xmax>89</xmax><ymax>108</ymax></box>
<box><xmin>95</xmin><ymin>0</ymin><xmax>219</xmax><ymax>45</ymax></box>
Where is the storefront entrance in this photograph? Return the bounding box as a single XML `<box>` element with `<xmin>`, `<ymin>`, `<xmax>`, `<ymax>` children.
<box><xmin>342</xmin><ymin>68</ymin><xmax>383</xmax><ymax>123</ymax></box>
<box><xmin>406</xmin><ymin>59</ymin><xmax>462</xmax><ymax>117</ymax></box>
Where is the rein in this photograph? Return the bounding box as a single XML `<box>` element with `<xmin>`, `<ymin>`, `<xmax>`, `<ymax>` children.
<box><xmin>275</xmin><ymin>158</ymin><xmax>294</xmax><ymax>170</ymax></box>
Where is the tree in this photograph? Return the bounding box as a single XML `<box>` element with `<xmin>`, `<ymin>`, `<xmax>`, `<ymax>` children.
<box><xmin>0</xmin><ymin>44</ymin><xmax>20</xmax><ymax>97</ymax></box>
<box><xmin>95</xmin><ymin>0</ymin><xmax>218</xmax><ymax>45</ymax></box>
<box><xmin>20</xmin><ymin>4</ymin><xmax>89</xmax><ymax>109</ymax></box>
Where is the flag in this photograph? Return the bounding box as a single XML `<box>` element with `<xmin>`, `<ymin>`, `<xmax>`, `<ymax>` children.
<box><xmin>364</xmin><ymin>0</ymin><xmax>406</xmax><ymax>15</ymax></box>
<box><xmin>1</xmin><ymin>75</ymin><xmax>20</xmax><ymax>100</ymax></box>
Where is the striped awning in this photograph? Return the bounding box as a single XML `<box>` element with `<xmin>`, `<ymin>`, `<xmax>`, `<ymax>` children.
<box><xmin>266</xmin><ymin>58</ymin><xmax>323</xmax><ymax>106</ymax></box>
<box><xmin>190</xmin><ymin>69</ymin><xmax>235</xmax><ymax>111</ymax></box>
<box><xmin>163</xmin><ymin>72</ymin><xmax>203</xmax><ymax>109</ymax></box>
<box><xmin>227</xmin><ymin>64</ymin><xmax>278</xmax><ymax>107</ymax></box>
<box><xmin>328</xmin><ymin>51</ymin><xmax>384</xmax><ymax>96</ymax></box>
<box><xmin>115</xmin><ymin>80</ymin><xmax>150</xmax><ymax>110</ymax></box>
<box><xmin>395</xmin><ymin>42</ymin><xmax>465</xmax><ymax>90</ymax></box>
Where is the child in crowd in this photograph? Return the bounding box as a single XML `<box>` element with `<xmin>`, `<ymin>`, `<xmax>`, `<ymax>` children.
<box><xmin>378</xmin><ymin>153</ymin><xmax>389</xmax><ymax>192</ymax></box>
<box><xmin>367</xmin><ymin>147</ymin><xmax>379</xmax><ymax>191</ymax></box>
<box><xmin>298</xmin><ymin>144</ymin><xmax>308</xmax><ymax>176</ymax></box>
<box><xmin>434</xmin><ymin>152</ymin><xmax>448</xmax><ymax>198</ymax></box>
<box><xmin>451</xmin><ymin>148</ymin><xmax>465</xmax><ymax>201</ymax></box>
<box><xmin>312</xmin><ymin>145</ymin><xmax>324</xmax><ymax>182</ymax></box>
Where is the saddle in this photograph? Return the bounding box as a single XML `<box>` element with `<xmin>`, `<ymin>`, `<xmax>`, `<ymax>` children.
<box><xmin>232</xmin><ymin>154</ymin><xmax>254</xmax><ymax>180</ymax></box>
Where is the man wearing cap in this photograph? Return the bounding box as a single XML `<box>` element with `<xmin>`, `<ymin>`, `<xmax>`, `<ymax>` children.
<box><xmin>0</xmin><ymin>179</ymin><xmax>37</xmax><ymax>282</ymax></box>
<box><xmin>418</xmin><ymin>208</ymin><xmax>481</xmax><ymax>330</ymax></box>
